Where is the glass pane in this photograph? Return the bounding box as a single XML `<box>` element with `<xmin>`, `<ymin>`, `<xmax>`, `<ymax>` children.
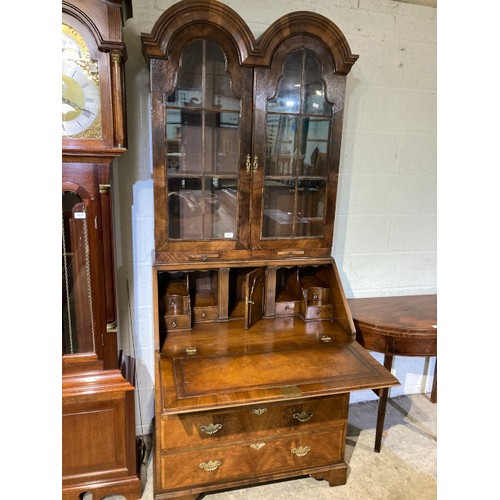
<box><xmin>168</xmin><ymin>178</ymin><xmax>203</xmax><ymax>240</ymax></box>
<box><xmin>166</xmin><ymin>109</ymin><xmax>182</xmax><ymax>174</ymax></box>
<box><xmin>267</xmin><ymin>50</ymin><xmax>302</xmax><ymax>114</ymax></box>
<box><xmin>178</xmin><ymin>110</ymin><xmax>203</xmax><ymax>174</ymax></box>
<box><xmin>165</xmin><ymin>39</ymin><xmax>241</xmax><ymax>242</ymax></box>
<box><xmin>300</xmin><ymin>117</ymin><xmax>330</xmax><ymax>177</ymax></box>
<box><xmin>265</xmin><ymin>115</ymin><xmax>299</xmax><ymax>176</ymax></box>
<box><xmin>206</xmin><ymin>41</ymin><xmax>239</xmax><ymax>111</ymax></box>
<box><xmin>303</xmin><ymin>51</ymin><xmax>332</xmax><ymax>115</ymax></box>
<box><xmin>167</xmin><ymin>40</ymin><xmax>203</xmax><ymax>107</ymax></box>
<box><xmin>295</xmin><ymin>180</ymin><xmax>326</xmax><ymax>237</ymax></box>
<box><xmin>203</xmin><ymin>178</ymin><xmax>238</xmax><ymax>239</ymax></box>
<box><xmin>262</xmin><ymin>180</ymin><xmax>295</xmax><ymax>238</ymax></box>
<box><xmin>215</xmin><ymin>112</ymin><xmax>240</xmax><ymax>174</ymax></box>
<box><xmin>62</xmin><ymin>191</ymin><xmax>95</xmax><ymax>355</ymax></box>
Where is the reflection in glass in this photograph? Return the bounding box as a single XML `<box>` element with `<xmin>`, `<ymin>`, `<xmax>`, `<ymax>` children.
<box><xmin>168</xmin><ymin>178</ymin><xmax>203</xmax><ymax>240</ymax></box>
<box><xmin>303</xmin><ymin>53</ymin><xmax>332</xmax><ymax>115</ymax></box>
<box><xmin>168</xmin><ymin>177</ymin><xmax>238</xmax><ymax>241</ymax></box>
<box><xmin>296</xmin><ymin>180</ymin><xmax>326</xmax><ymax>237</ymax></box>
<box><xmin>267</xmin><ymin>50</ymin><xmax>301</xmax><ymax>114</ymax></box>
<box><xmin>299</xmin><ymin>117</ymin><xmax>330</xmax><ymax>177</ymax></box>
<box><xmin>204</xmin><ymin>178</ymin><xmax>238</xmax><ymax>239</ymax></box>
<box><xmin>62</xmin><ymin>191</ymin><xmax>95</xmax><ymax>355</ymax></box>
<box><xmin>263</xmin><ymin>49</ymin><xmax>332</xmax><ymax>239</ymax></box>
<box><xmin>205</xmin><ymin>42</ymin><xmax>240</xmax><ymax>110</ymax></box>
<box><xmin>265</xmin><ymin>115</ymin><xmax>299</xmax><ymax>176</ymax></box>
<box><xmin>262</xmin><ymin>180</ymin><xmax>295</xmax><ymax>238</ymax></box>
<box><xmin>166</xmin><ymin>41</ymin><xmax>203</xmax><ymax>107</ymax></box>
<box><xmin>164</xmin><ymin>39</ymin><xmax>241</xmax><ymax>241</ymax></box>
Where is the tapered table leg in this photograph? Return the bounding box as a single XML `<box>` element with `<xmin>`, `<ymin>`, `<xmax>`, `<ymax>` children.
<box><xmin>430</xmin><ymin>358</ymin><xmax>437</xmax><ymax>403</ymax></box>
<box><xmin>374</xmin><ymin>354</ymin><xmax>394</xmax><ymax>453</ymax></box>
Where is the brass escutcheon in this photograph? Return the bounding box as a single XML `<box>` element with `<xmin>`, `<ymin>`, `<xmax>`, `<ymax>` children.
<box><xmin>251</xmin><ymin>408</ymin><xmax>267</xmax><ymax>416</ymax></box>
<box><xmin>250</xmin><ymin>443</ymin><xmax>266</xmax><ymax>450</ymax></box>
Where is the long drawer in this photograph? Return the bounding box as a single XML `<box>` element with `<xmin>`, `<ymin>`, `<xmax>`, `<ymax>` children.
<box><xmin>160</xmin><ymin>394</ymin><xmax>348</xmax><ymax>450</ymax></box>
<box><xmin>159</xmin><ymin>427</ymin><xmax>345</xmax><ymax>490</ymax></box>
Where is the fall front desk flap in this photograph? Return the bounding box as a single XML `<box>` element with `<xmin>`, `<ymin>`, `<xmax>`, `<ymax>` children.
<box><xmin>158</xmin><ymin>317</ymin><xmax>399</xmax><ymax>414</ymax></box>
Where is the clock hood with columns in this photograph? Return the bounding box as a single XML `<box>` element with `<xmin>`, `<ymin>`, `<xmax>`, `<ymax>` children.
<box><xmin>62</xmin><ymin>0</ymin><xmax>132</xmax><ymax>158</ymax></box>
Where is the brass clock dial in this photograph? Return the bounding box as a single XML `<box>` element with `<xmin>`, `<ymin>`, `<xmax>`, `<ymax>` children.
<box><xmin>62</xmin><ymin>24</ymin><xmax>102</xmax><ymax>138</ymax></box>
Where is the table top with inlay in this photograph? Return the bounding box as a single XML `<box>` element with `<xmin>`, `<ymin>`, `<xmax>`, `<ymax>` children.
<box><xmin>348</xmin><ymin>294</ymin><xmax>437</xmax><ymax>356</ymax></box>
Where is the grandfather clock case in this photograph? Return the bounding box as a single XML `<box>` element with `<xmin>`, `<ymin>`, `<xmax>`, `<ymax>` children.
<box><xmin>62</xmin><ymin>1</ymin><xmax>141</xmax><ymax>499</ymax></box>
<box><xmin>142</xmin><ymin>1</ymin><xmax>399</xmax><ymax>499</ymax></box>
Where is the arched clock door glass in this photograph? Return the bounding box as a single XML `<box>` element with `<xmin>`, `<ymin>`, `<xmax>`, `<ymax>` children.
<box><xmin>263</xmin><ymin>48</ymin><xmax>332</xmax><ymax>239</ymax></box>
<box><xmin>165</xmin><ymin>39</ymin><xmax>241</xmax><ymax>241</ymax></box>
<box><xmin>62</xmin><ymin>191</ymin><xmax>96</xmax><ymax>355</ymax></box>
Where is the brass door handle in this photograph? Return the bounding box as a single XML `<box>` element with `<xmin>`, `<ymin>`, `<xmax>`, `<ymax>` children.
<box><xmin>253</xmin><ymin>155</ymin><xmax>258</xmax><ymax>173</ymax></box>
<box><xmin>291</xmin><ymin>446</ymin><xmax>311</xmax><ymax>457</ymax></box>
<box><xmin>199</xmin><ymin>460</ymin><xmax>222</xmax><ymax>472</ymax></box>
<box><xmin>293</xmin><ymin>411</ymin><xmax>313</xmax><ymax>422</ymax></box>
<box><xmin>246</xmin><ymin>154</ymin><xmax>251</xmax><ymax>173</ymax></box>
<box><xmin>200</xmin><ymin>423</ymin><xmax>223</xmax><ymax>435</ymax></box>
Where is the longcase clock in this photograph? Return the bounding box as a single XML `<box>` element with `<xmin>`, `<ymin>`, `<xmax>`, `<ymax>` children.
<box><xmin>61</xmin><ymin>1</ymin><xmax>141</xmax><ymax>499</ymax></box>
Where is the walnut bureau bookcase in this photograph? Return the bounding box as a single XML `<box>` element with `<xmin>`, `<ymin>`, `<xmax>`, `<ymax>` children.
<box><xmin>141</xmin><ymin>2</ymin><xmax>399</xmax><ymax>499</ymax></box>
<box><xmin>62</xmin><ymin>1</ymin><xmax>141</xmax><ymax>498</ymax></box>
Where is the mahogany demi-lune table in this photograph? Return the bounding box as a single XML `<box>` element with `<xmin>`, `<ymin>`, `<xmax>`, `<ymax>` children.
<box><xmin>347</xmin><ymin>294</ymin><xmax>437</xmax><ymax>452</ymax></box>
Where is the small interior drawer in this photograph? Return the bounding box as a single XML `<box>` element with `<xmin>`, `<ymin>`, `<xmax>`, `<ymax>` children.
<box><xmin>163</xmin><ymin>314</ymin><xmax>191</xmax><ymax>331</ymax></box>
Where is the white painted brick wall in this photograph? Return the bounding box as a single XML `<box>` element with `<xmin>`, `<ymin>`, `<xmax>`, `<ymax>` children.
<box><xmin>114</xmin><ymin>0</ymin><xmax>437</xmax><ymax>433</ymax></box>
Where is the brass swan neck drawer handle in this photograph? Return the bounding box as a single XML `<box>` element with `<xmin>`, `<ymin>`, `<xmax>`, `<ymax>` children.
<box><xmin>293</xmin><ymin>411</ymin><xmax>313</xmax><ymax>422</ymax></box>
<box><xmin>200</xmin><ymin>423</ymin><xmax>223</xmax><ymax>435</ymax></box>
<box><xmin>291</xmin><ymin>446</ymin><xmax>311</xmax><ymax>457</ymax></box>
<box><xmin>199</xmin><ymin>460</ymin><xmax>222</xmax><ymax>472</ymax></box>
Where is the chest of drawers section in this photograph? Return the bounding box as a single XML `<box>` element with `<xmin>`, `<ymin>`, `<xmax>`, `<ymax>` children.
<box><xmin>157</xmin><ymin>394</ymin><xmax>348</xmax><ymax>495</ymax></box>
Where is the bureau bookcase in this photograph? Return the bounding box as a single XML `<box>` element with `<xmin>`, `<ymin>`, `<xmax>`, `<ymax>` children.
<box><xmin>141</xmin><ymin>2</ymin><xmax>398</xmax><ymax>498</ymax></box>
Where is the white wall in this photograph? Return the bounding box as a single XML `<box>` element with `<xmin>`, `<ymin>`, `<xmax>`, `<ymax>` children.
<box><xmin>114</xmin><ymin>0</ymin><xmax>437</xmax><ymax>433</ymax></box>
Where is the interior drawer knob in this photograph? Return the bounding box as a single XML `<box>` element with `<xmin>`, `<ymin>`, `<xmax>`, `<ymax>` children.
<box><xmin>200</xmin><ymin>423</ymin><xmax>223</xmax><ymax>435</ymax></box>
<box><xmin>199</xmin><ymin>460</ymin><xmax>222</xmax><ymax>472</ymax></box>
<box><xmin>291</xmin><ymin>445</ymin><xmax>311</xmax><ymax>457</ymax></box>
<box><xmin>293</xmin><ymin>411</ymin><xmax>313</xmax><ymax>422</ymax></box>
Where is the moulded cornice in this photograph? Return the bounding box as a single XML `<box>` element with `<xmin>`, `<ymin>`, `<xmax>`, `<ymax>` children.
<box><xmin>62</xmin><ymin>0</ymin><xmax>127</xmax><ymax>51</ymax></box>
<box><xmin>141</xmin><ymin>0</ymin><xmax>358</xmax><ymax>74</ymax></box>
<box><xmin>141</xmin><ymin>0</ymin><xmax>257</xmax><ymax>65</ymax></box>
<box><xmin>254</xmin><ymin>11</ymin><xmax>358</xmax><ymax>74</ymax></box>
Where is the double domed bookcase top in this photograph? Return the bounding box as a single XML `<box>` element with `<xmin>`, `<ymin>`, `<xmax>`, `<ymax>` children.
<box><xmin>141</xmin><ymin>1</ymin><xmax>398</xmax><ymax>499</ymax></box>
